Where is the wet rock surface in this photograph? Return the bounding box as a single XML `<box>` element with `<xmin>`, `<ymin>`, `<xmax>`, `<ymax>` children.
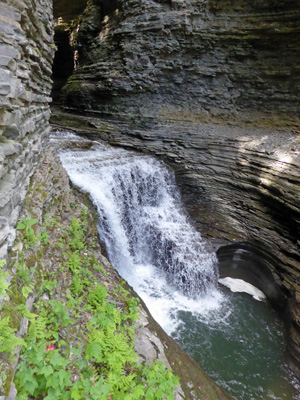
<box><xmin>51</xmin><ymin>110</ymin><xmax>300</xmax><ymax>369</ymax></box>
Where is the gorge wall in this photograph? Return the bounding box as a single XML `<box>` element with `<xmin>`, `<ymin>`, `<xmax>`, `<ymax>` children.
<box><xmin>0</xmin><ymin>2</ymin><xmax>232</xmax><ymax>399</ymax></box>
<box><xmin>0</xmin><ymin>0</ymin><xmax>54</xmax><ymax>260</ymax></box>
<box><xmin>51</xmin><ymin>0</ymin><xmax>300</xmax><ymax>370</ymax></box>
<box><xmin>57</xmin><ymin>0</ymin><xmax>300</xmax><ymax>127</ymax></box>
<box><xmin>0</xmin><ymin>0</ymin><xmax>299</xmax><ymax>392</ymax></box>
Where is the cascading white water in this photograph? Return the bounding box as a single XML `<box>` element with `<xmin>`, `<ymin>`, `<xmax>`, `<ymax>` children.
<box><xmin>54</xmin><ymin>131</ymin><xmax>222</xmax><ymax>332</ymax></box>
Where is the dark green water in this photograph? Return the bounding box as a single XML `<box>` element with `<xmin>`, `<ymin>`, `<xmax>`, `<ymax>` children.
<box><xmin>172</xmin><ymin>286</ymin><xmax>300</xmax><ymax>399</ymax></box>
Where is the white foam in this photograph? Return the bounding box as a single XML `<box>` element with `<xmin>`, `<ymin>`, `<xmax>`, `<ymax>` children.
<box><xmin>52</xmin><ymin>131</ymin><xmax>228</xmax><ymax>332</ymax></box>
<box><xmin>219</xmin><ymin>277</ymin><xmax>266</xmax><ymax>301</ymax></box>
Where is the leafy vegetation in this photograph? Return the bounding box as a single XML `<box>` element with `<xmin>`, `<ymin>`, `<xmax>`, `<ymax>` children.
<box><xmin>0</xmin><ymin>260</ymin><xmax>9</xmax><ymax>297</ymax></box>
<box><xmin>0</xmin><ymin>316</ymin><xmax>25</xmax><ymax>354</ymax></box>
<box><xmin>0</xmin><ymin>213</ymin><xmax>179</xmax><ymax>399</ymax></box>
<box><xmin>16</xmin><ymin>217</ymin><xmax>38</xmax><ymax>249</ymax></box>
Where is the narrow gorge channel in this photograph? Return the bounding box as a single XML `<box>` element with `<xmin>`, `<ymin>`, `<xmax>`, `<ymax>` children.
<box><xmin>53</xmin><ymin>130</ymin><xmax>299</xmax><ymax>400</ymax></box>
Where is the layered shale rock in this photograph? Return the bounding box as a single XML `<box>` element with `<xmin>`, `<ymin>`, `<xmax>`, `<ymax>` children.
<box><xmin>58</xmin><ymin>0</ymin><xmax>300</xmax><ymax>126</ymax></box>
<box><xmin>51</xmin><ymin>0</ymin><xmax>300</xmax><ymax>370</ymax></box>
<box><xmin>0</xmin><ymin>0</ymin><xmax>54</xmax><ymax>261</ymax></box>
<box><xmin>0</xmin><ymin>2</ymin><xmax>233</xmax><ymax>397</ymax></box>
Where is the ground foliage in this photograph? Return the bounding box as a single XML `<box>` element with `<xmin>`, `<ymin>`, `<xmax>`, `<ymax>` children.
<box><xmin>0</xmin><ymin>206</ymin><xmax>178</xmax><ymax>399</ymax></box>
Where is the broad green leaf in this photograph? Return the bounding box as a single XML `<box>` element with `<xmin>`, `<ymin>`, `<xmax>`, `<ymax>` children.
<box><xmin>155</xmin><ymin>388</ymin><xmax>164</xmax><ymax>399</ymax></box>
<box><xmin>71</xmin><ymin>345</ymin><xmax>81</xmax><ymax>357</ymax></box>
<box><xmin>58</xmin><ymin>369</ymin><xmax>71</xmax><ymax>390</ymax></box>
<box><xmin>86</xmin><ymin>342</ymin><xmax>102</xmax><ymax>361</ymax></box>
<box><xmin>46</xmin><ymin>372</ymin><xmax>60</xmax><ymax>391</ymax></box>
<box><xmin>49</xmin><ymin>351</ymin><xmax>67</xmax><ymax>368</ymax></box>
<box><xmin>23</xmin><ymin>380</ymin><xmax>38</xmax><ymax>395</ymax></box>
<box><xmin>40</xmin><ymin>365</ymin><xmax>54</xmax><ymax>377</ymax></box>
<box><xmin>16</xmin><ymin>222</ymin><xmax>26</xmax><ymax>230</ymax></box>
<box><xmin>44</xmin><ymin>387</ymin><xmax>58</xmax><ymax>400</ymax></box>
<box><xmin>26</xmin><ymin>218</ymin><xmax>38</xmax><ymax>227</ymax></box>
<box><xmin>15</xmin><ymin>393</ymin><xmax>28</xmax><ymax>400</ymax></box>
<box><xmin>70</xmin><ymin>388</ymin><xmax>82</xmax><ymax>400</ymax></box>
<box><xmin>77</xmin><ymin>358</ymin><xmax>87</xmax><ymax>370</ymax></box>
<box><xmin>62</xmin><ymin>391</ymin><xmax>72</xmax><ymax>400</ymax></box>
<box><xmin>132</xmin><ymin>385</ymin><xmax>145</xmax><ymax>398</ymax></box>
<box><xmin>91</xmin><ymin>378</ymin><xmax>110</xmax><ymax>399</ymax></box>
<box><xmin>16</xmin><ymin>367</ymin><xmax>34</xmax><ymax>387</ymax></box>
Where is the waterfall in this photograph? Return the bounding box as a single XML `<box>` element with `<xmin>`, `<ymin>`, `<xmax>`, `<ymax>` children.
<box><xmin>57</xmin><ymin>136</ymin><xmax>217</xmax><ymax>293</ymax></box>
<box><xmin>53</xmin><ymin>131</ymin><xmax>300</xmax><ymax>399</ymax></box>
<box><xmin>54</xmin><ymin>131</ymin><xmax>221</xmax><ymax>331</ymax></box>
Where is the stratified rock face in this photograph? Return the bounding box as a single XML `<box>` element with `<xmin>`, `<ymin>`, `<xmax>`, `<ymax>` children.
<box><xmin>60</xmin><ymin>0</ymin><xmax>300</xmax><ymax>125</ymax></box>
<box><xmin>0</xmin><ymin>0</ymin><xmax>54</xmax><ymax>260</ymax></box>
<box><xmin>52</xmin><ymin>0</ymin><xmax>300</xmax><ymax>371</ymax></box>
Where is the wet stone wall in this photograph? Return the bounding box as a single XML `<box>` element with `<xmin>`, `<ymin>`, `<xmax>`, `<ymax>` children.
<box><xmin>0</xmin><ymin>0</ymin><xmax>54</xmax><ymax>260</ymax></box>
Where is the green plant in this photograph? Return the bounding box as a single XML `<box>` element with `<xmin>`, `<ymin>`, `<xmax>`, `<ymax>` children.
<box><xmin>16</xmin><ymin>262</ymin><xmax>31</xmax><ymax>285</ymax></box>
<box><xmin>66</xmin><ymin>251</ymin><xmax>81</xmax><ymax>274</ymax></box>
<box><xmin>10</xmin><ymin>214</ymin><xmax>179</xmax><ymax>400</ymax></box>
<box><xmin>21</xmin><ymin>285</ymin><xmax>34</xmax><ymax>300</ymax></box>
<box><xmin>15</xmin><ymin>342</ymin><xmax>72</xmax><ymax>400</ymax></box>
<box><xmin>71</xmin><ymin>275</ymin><xmax>83</xmax><ymax>296</ymax></box>
<box><xmin>0</xmin><ymin>316</ymin><xmax>25</xmax><ymax>354</ymax></box>
<box><xmin>43</xmin><ymin>278</ymin><xmax>57</xmax><ymax>295</ymax></box>
<box><xmin>93</xmin><ymin>263</ymin><xmax>110</xmax><ymax>275</ymax></box>
<box><xmin>44</xmin><ymin>214</ymin><xmax>57</xmax><ymax>228</ymax></box>
<box><xmin>0</xmin><ymin>260</ymin><xmax>9</xmax><ymax>297</ymax></box>
<box><xmin>39</xmin><ymin>229</ymin><xmax>50</xmax><ymax>245</ymax></box>
<box><xmin>16</xmin><ymin>305</ymin><xmax>47</xmax><ymax>341</ymax></box>
<box><xmin>87</xmin><ymin>284</ymin><xmax>108</xmax><ymax>309</ymax></box>
<box><xmin>16</xmin><ymin>218</ymin><xmax>38</xmax><ymax>248</ymax></box>
<box><xmin>67</xmin><ymin>218</ymin><xmax>86</xmax><ymax>251</ymax></box>
<box><xmin>33</xmin><ymin>48</ymin><xmax>41</xmax><ymax>57</ymax></box>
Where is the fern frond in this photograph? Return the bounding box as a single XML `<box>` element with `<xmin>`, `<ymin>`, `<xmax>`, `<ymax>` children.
<box><xmin>0</xmin><ymin>316</ymin><xmax>25</xmax><ymax>353</ymax></box>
